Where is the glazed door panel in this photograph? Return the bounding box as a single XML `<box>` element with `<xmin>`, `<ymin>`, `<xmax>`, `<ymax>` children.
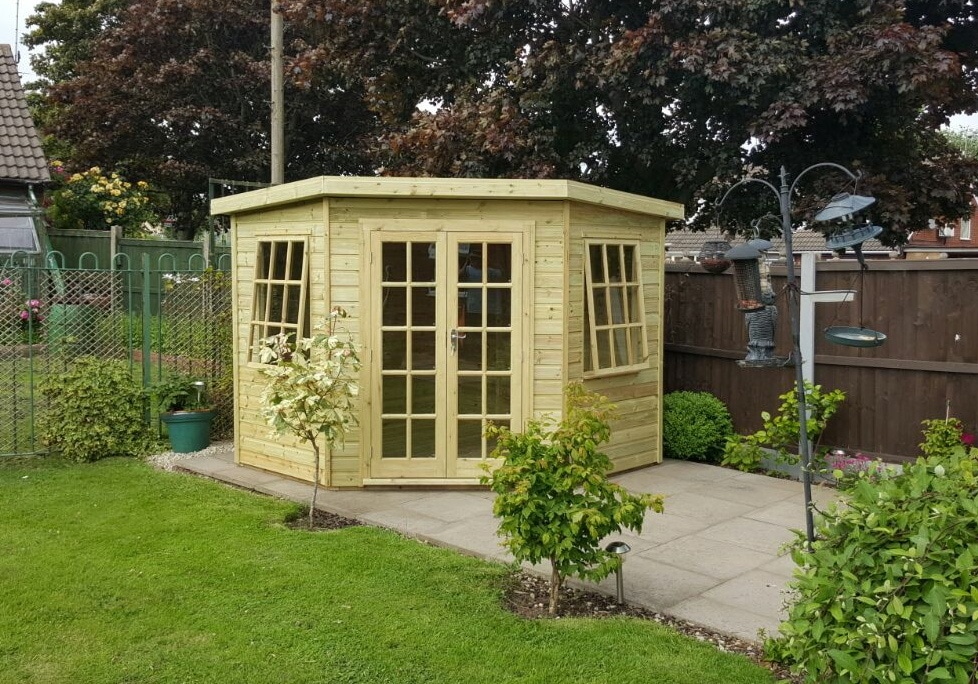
<box><xmin>369</xmin><ymin>230</ymin><xmax>522</xmax><ymax>479</ymax></box>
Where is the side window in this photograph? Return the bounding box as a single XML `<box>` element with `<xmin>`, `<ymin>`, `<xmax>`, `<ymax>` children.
<box><xmin>249</xmin><ymin>239</ymin><xmax>309</xmax><ymax>361</ymax></box>
<box><xmin>583</xmin><ymin>241</ymin><xmax>649</xmax><ymax>376</ymax></box>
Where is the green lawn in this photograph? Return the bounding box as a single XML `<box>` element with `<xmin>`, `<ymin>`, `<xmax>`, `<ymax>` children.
<box><xmin>0</xmin><ymin>457</ymin><xmax>775</xmax><ymax>684</ymax></box>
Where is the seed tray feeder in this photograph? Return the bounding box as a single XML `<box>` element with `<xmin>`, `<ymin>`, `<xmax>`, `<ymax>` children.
<box><xmin>824</xmin><ymin>325</ymin><xmax>886</xmax><ymax>348</ymax></box>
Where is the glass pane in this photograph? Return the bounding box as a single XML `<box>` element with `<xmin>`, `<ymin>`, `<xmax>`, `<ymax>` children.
<box><xmin>486</xmin><ymin>420</ymin><xmax>510</xmax><ymax>457</ymax></box>
<box><xmin>589</xmin><ymin>244</ymin><xmax>604</xmax><ymax>282</ymax></box>
<box><xmin>597</xmin><ymin>330</ymin><xmax>613</xmax><ymax>369</ymax></box>
<box><xmin>382</xmin><ymin>419</ymin><xmax>406</xmax><ymax>458</ymax></box>
<box><xmin>487</xmin><ymin>376</ymin><xmax>510</xmax><ymax>415</ymax></box>
<box><xmin>623</xmin><ymin>245</ymin><xmax>636</xmax><ymax>281</ymax></box>
<box><xmin>383</xmin><ymin>287</ymin><xmax>406</xmax><ymax>326</ymax></box>
<box><xmin>383</xmin><ymin>242</ymin><xmax>406</xmax><ymax>281</ymax></box>
<box><xmin>253</xmin><ymin>283</ymin><xmax>268</xmax><ymax>321</ymax></box>
<box><xmin>382</xmin><ymin>375</ymin><xmax>406</xmax><ymax>413</ymax></box>
<box><xmin>412</xmin><ymin>243</ymin><xmax>435</xmax><ymax>283</ymax></box>
<box><xmin>256</xmin><ymin>242</ymin><xmax>270</xmax><ymax>279</ymax></box>
<box><xmin>487</xmin><ymin>243</ymin><xmax>511</xmax><ymax>281</ymax></box>
<box><xmin>272</xmin><ymin>242</ymin><xmax>288</xmax><ymax>280</ymax></box>
<box><xmin>489</xmin><ymin>288</ymin><xmax>510</xmax><ymax>326</ymax></box>
<box><xmin>289</xmin><ymin>242</ymin><xmax>305</xmax><ymax>281</ymax></box>
<box><xmin>486</xmin><ymin>332</ymin><xmax>510</xmax><ymax>371</ymax></box>
<box><xmin>614</xmin><ymin>328</ymin><xmax>629</xmax><ymax>366</ymax></box>
<box><xmin>630</xmin><ymin>327</ymin><xmax>644</xmax><ymax>362</ymax></box>
<box><xmin>592</xmin><ymin>286</ymin><xmax>609</xmax><ymax>326</ymax></box>
<box><xmin>412</xmin><ymin>375</ymin><xmax>437</xmax><ymax>414</ymax></box>
<box><xmin>458</xmin><ymin>331</ymin><xmax>483</xmax><ymax>371</ymax></box>
<box><xmin>411</xmin><ymin>419</ymin><xmax>436</xmax><ymax>458</ymax></box>
<box><xmin>610</xmin><ymin>287</ymin><xmax>625</xmax><ymax>325</ymax></box>
<box><xmin>268</xmin><ymin>284</ymin><xmax>284</xmax><ymax>321</ymax></box>
<box><xmin>627</xmin><ymin>285</ymin><xmax>641</xmax><ymax>323</ymax></box>
<box><xmin>607</xmin><ymin>244</ymin><xmax>622</xmax><ymax>282</ymax></box>
<box><xmin>458</xmin><ymin>285</ymin><xmax>483</xmax><ymax>326</ymax></box>
<box><xmin>458</xmin><ymin>376</ymin><xmax>483</xmax><ymax>416</ymax></box>
<box><xmin>457</xmin><ymin>420</ymin><xmax>483</xmax><ymax>460</ymax></box>
<box><xmin>286</xmin><ymin>285</ymin><xmax>300</xmax><ymax>324</ymax></box>
<box><xmin>412</xmin><ymin>286</ymin><xmax>435</xmax><ymax>326</ymax></box>
<box><xmin>411</xmin><ymin>330</ymin><xmax>435</xmax><ymax>370</ymax></box>
<box><xmin>382</xmin><ymin>331</ymin><xmax>406</xmax><ymax>370</ymax></box>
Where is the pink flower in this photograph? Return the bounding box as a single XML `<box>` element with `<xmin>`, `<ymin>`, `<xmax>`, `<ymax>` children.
<box><xmin>19</xmin><ymin>311</ymin><xmax>29</xmax><ymax>320</ymax></box>
<box><xmin>961</xmin><ymin>433</ymin><xmax>975</xmax><ymax>448</ymax></box>
<box><xmin>28</xmin><ymin>299</ymin><xmax>40</xmax><ymax>308</ymax></box>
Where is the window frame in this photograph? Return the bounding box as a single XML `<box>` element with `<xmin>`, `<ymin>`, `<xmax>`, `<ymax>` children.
<box><xmin>248</xmin><ymin>238</ymin><xmax>310</xmax><ymax>363</ymax></box>
<box><xmin>582</xmin><ymin>239</ymin><xmax>650</xmax><ymax>378</ymax></box>
<box><xmin>960</xmin><ymin>217</ymin><xmax>972</xmax><ymax>241</ymax></box>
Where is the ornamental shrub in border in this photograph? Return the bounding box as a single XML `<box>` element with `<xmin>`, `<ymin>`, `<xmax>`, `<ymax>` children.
<box><xmin>661</xmin><ymin>390</ymin><xmax>733</xmax><ymax>463</ymax></box>
<box><xmin>766</xmin><ymin>423</ymin><xmax>978</xmax><ymax>683</ymax></box>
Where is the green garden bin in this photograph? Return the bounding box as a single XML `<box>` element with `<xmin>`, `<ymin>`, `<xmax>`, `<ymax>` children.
<box><xmin>47</xmin><ymin>304</ymin><xmax>96</xmax><ymax>355</ymax></box>
<box><xmin>160</xmin><ymin>410</ymin><xmax>214</xmax><ymax>453</ymax></box>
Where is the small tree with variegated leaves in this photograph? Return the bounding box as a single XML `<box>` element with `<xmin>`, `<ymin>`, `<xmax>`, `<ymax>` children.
<box><xmin>257</xmin><ymin>307</ymin><xmax>360</xmax><ymax>527</ymax></box>
<box><xmin>483</xmin><ymin>384</ymin><xmax>664</xmax><ymax>614</ymax></box>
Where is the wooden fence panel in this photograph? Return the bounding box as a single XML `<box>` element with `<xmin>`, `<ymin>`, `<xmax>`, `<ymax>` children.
<box><xmin>665</xmin><ymin>260</ymin><xmax>978</xmax><ymax>459</ymax></box>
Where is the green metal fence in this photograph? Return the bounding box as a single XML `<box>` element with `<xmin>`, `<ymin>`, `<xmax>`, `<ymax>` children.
<box><xmin>0</xmin><ymin>251</ymin><xmax>233</xmax><ymax>457</ymax></box>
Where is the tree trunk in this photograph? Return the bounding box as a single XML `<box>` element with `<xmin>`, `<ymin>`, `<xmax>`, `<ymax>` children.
<box><xmin>309</xmin><ymin>439</ymin><xmax>320</xmax><ymax>528</ymax></box>
<box><xmin>548</xmin><ymin>562</ymin><xmax>563</xmax><ymax>615</ymax></box>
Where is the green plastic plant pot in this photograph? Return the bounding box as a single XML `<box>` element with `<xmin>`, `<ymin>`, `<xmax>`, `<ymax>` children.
<box><xmin>161</xmin><ymin>410</ymin><xmax>214</xmax><ymax>453</ymax></box>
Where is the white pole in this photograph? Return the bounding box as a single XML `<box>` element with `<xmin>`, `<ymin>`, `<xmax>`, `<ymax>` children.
<box><xmin>800</xmin><ymin>252</ymin><xmax>817</xmax><ymax>388</ymax></box>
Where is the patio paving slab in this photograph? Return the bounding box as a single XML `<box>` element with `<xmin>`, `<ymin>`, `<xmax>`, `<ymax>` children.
<box><xmin>172</xmin><ymin>449</ymin><xmax>827</xmax><ymax>644</ymax></box>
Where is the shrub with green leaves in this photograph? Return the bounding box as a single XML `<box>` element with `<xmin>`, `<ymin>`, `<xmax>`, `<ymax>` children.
<box><xmin>662</xmin><ymin>391</ymin><xmax>733</xmax><ymax>462</ymax></box>
<box><xmin>722</xmin><ymin>382</ymin><xmax>845</xmax><ymax>472</ymax></box>
<box><xmin>766</xmin><ymin>420</ymin><xmax>978</xmax><ymax>682</ymax></box>
<box><xmin>482</xmin><ymin>384</ymin><xmax>664</xmax><ymax>614</ymax></box>
<box><xmin>39</xmin><ymin>357</ymin><xmax>155</xmax><ymax>462</ymax></box>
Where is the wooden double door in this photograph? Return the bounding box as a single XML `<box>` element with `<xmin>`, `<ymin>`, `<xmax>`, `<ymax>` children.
<box><xmin>368</xmin><ymin>227</ymin><xmax>525</xmax><ymax>480</ymax></box>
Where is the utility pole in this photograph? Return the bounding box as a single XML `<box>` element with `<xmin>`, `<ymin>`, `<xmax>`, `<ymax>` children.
<box><xmin>270</xmin><ymin>1</ymin><xmax>285</xmax><ymax>185</ymax></box>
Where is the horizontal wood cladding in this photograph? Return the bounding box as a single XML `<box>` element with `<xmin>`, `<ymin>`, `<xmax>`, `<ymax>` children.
<box><xmin>568</xmin><ymin>202</ymin><xmax>667</xmax><ymax>470</ymax></box>
<box><xmin>226</xmin><ymin>188</ymin><xmax>672</xmax><ymax>486</ymax></box>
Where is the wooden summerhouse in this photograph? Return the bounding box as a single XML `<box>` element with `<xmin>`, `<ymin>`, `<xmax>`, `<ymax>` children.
<box><xmin>211</xmin><ymin>177</ymin><xmax>683</xmax><ymax>487</ymax></box>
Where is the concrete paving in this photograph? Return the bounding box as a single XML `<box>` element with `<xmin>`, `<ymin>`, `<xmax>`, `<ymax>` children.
<box><xmin>173</xmin><ymin>446</ymin><xmax>840</xmax><ymax>642</ymax></box>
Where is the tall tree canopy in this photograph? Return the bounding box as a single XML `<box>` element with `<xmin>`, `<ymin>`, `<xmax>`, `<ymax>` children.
<box><xmin>27</xmin><ymin>0</ymin><xmax>377</xmax><ymax>235</ymax></box>
<box><xmin>28</xmin><ymin>0</ymin><xmax>978</xmax><ymax>241</ymax></box>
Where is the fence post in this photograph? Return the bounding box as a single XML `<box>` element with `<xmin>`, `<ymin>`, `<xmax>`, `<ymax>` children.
<box><xmin>142</xmin><ymin>253</ymin><xmax>152</xmax><ymax>388</ymax></box>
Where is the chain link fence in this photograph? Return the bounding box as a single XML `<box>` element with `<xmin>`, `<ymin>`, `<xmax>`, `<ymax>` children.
<box><xmin>0</xmin><ymin>252</ymin><xmax>232</xmax><ymax>457</ymax></box>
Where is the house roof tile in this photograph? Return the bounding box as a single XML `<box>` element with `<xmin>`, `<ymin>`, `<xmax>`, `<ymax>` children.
<box><xmin>0</xmin><ymin>44</ymin><xmax>49</xmax><ymax>184</ymax></box>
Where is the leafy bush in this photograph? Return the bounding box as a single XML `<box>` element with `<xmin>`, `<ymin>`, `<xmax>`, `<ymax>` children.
<box><xmin>766</xmin><ymin>420</ymin><xmax>978</xmax><ymax>683</ymax></box>
<box><xmin>256</xmin><ymin>307</ymin><xmax>360</xmax><ymax>527</ymax></box>
<box><xmin>721</xmin><ymin>433</ymin><xmax>766</xmax><ymax>472</ymax></box>
<box><xmin>46</xmin><ymin>162</ymin><xmax>159</xmax><ymax>236</ymax></box>
<box><xmin>483</xmin><ymin>384</ymin><xmax>664</xmax><ymax>614</ymax></box>
<box><xmin>661</xmin><ymin>391</ymin><xmax>734</xmax><ymax>462</ymax></box>
<box><xmin>721</xmin><ymin>382</ymin><xmax>845</xmax><ymax>471</ymax></box>
<box><xmin>39</xmin><ymin>357</ymin><xmax>155</xmax><ymax>462</ymax></box>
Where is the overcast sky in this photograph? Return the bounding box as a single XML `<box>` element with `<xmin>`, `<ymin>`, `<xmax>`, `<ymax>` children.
<box><xmin>2</xmin><ymin>0</ymin><xmax>977</xmax><ymax>131</ymax></box>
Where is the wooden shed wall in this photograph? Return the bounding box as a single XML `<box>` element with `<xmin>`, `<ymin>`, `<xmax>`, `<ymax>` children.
<box><xmin>231</xmin><ymin>193</ymin><xmax>668</xmax><ymax>486</ymax></box>
<box><xmin>568</xmin><ymin>203</ymin><xmax>666</xmax><ymax>471</ymax></box>
<box><xmin>232</xmin><ymin>199</ymin><xmax>329</xmax><ymax>482</ymax></box>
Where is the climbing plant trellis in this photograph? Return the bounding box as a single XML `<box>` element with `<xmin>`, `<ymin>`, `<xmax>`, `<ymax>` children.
<box><xmin>0</xmin><ymin>250</ymin><xmax>232</xmax><ymax>457</ymax></box>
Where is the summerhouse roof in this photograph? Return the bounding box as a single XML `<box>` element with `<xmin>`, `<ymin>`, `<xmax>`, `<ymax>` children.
<box><xmin>211</xmin><ymin>176</ymin><xmax>685</xmax><ymax>220</ymax></box>
<box><xmin>0</xmin><ymin>44</ymin><xmax>48</xmax><ymax>185</ymax></box>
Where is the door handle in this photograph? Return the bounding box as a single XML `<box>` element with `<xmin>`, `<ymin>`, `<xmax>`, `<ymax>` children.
<box><xmin>450</xmin><ymin>328</ymin><xmax>466</xmax><ymax>354</ymax></box>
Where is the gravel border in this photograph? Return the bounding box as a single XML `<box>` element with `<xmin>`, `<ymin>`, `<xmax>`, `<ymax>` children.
<box><xmin>145</xmin><ymin>440</ymin><xmax>234</xmax><ymax>471</ymax></box>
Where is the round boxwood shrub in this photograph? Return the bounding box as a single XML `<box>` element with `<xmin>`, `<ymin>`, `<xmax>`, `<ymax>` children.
<box><xmin>766</xmin><ymin>444</ymin><xmax>978</xmax><ymax>683</ymax></box>
<box><xmin>661</xmin><ymin>391</ymin><xmax>733</xmax><ymax>463</ymax></box>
